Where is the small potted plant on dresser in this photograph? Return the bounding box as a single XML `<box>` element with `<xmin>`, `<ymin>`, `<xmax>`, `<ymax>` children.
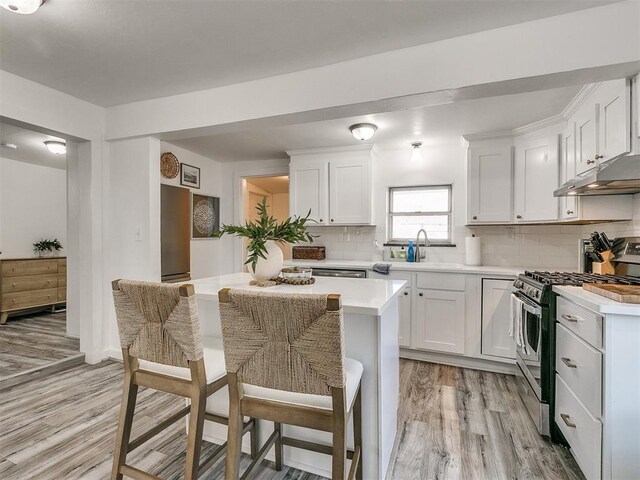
<box><xmin>33</xmin><ymin>238</ymin><xmax>63</xmax><ymax>257</ymax></box>
<box><xmin>213</xmin><ymin>198</ymin><xmax>314</xmax><ymax>281</ymax></box>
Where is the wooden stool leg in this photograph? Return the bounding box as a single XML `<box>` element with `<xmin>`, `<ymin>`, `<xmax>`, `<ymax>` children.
<box><xmin>184</xmin><ymin>392</ymin><xmax>206</xmax><ymax>480</ymax></box>
<box><xmin>274</xmin><ymin>422</ymin><xmax>283</xmax><ymax>470</ymax></box>
<box><xmin>226</xmin><ymin>373</ymin><xmax>243</xmax><ymax>480</ymax></box>
<box><xmin>111</xmin><ymin>376</ymin><xmax>138</xmax><ymax>480</ymax></box>
<box><xmin>332</xmin><ymin>388</ymin><xmax>347</xmax><ymax>480</ymax></box>
<box><xmin>353</xmin><ymin>386</ymin><xmax>363</xmax><ymax>480</ymax></box>
<box><xmin>250</xmin><ymin>418</ymin><xmax>259</xmax><ymax>459</ymax></box>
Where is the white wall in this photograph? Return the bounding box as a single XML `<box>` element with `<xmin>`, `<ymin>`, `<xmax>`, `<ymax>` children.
<box><xmin>0</xmin><ymin>157</ymin><xmax>67</xmax><ymax>258</ymax></box>
<box><xmin>160</xmin><ymin>142</ymin><xmax>222</xmax><ymax>279</ymax></box>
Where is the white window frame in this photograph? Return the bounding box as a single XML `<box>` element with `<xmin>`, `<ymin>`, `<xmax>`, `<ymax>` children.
<box><xmin>388</xmin><ymin>185</ymin><xmax>453</xmax><ymax>244</ymax></box>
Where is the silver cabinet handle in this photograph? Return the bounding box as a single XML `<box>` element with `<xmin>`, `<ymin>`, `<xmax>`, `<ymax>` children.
<box><xmin>561</xmin><ymin>314</ymin><xmax>579</xmax><ymax>322</ymax></box>
<box><xmin>586</xmin><ymin>159</ymin><xmax>595</xmax><ymax>165</ymax></box>
<box><xmin>516</xmin><ymin>215</ymin><xmax>522</xmax><ymax>219</ymax></box>
<box><xmin>561</xmin><ymin>357</ymin><xmax>577</xmax><ymax>368</ymax></box>
<box><xmin>595</xmin><ymin>154</ymin><xmax>604</xmax><ymax>160</ymax></box>
<box><xmin>566</xmin><ymin>210</ymin><xmax>574</xmax><ymax>215</ymax></box>
<box><xmin>560</xmin><ymin>413</ymin><xmax>576</xmax><ymax>428</ymax></box>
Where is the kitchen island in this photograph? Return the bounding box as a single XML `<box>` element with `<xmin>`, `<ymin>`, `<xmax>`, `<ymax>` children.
<box><xmin>191</xmin><ymin>272</ymin><xmax>406</xmax><ymax>479</ymax></box>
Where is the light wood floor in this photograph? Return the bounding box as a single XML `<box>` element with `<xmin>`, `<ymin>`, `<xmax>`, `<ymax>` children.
<box><xmin>0</xmin><ymin>356</ymin><xmax>585</xmax><ymax>479</ymax></box>
<box><xmin>0</xmin><ymin>310</ymin><xmax>81</xmax><ymax>381</ymax></box>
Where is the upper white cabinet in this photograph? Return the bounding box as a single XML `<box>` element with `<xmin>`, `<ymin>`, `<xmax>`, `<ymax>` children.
<box><xmin>560</xmin><ymin>124</ymin><xmax>578</xmax><ymax>220</ymax></box>
<box><xmin>574</xmin><ymin>101</ymin><xmax>599</xmax><ymax>176</ymax></box>
<box><xmin>288</xmin><ymin>146</ymin><xmax>374</xmax><ymax>226</ymax></box>
<box><xmin>467</xmin><ymin>142</ymin><xmax>513</xmax><ymax>224</ymax></box>
<box><xmin>514</xmin><ymin>134</ymin><xmax>560</xmax><ymax>222</ymax></box>
<box><xmin>481</xmin><ymin>279</ymin><xmax>515</xmax><ymax>359</ymax></box>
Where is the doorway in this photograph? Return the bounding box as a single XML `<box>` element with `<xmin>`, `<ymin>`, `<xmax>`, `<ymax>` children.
<box><xmin>242</xmin><ymin>175</ymin><xmax>291</xmax><ymax>267</ymax></box>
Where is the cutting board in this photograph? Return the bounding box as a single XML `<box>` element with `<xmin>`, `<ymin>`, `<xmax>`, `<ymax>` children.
<box><xmin>583</xmin><ymin>283</ymin><xmax>640</xmax><ymax>303</ymax></box>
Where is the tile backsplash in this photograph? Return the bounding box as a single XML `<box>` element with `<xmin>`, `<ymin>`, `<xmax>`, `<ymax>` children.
<box><xmin>304</xmin><ymin>195</ymin><xmax>640</xmax><ymax>270</ymax></box>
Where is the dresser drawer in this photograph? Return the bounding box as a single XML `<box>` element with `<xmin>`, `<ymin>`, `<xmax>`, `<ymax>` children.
<box><xmin>2</xmin><ymin>274</ymin><xmax>58</xmax><ymax>293</ymax></box>
<box><xmin>556</xmin><ymin>375</ymin><xmax>602</xmax><ymax>480</ymax></box>
<box><xmin>58</xmin><ymin>258</ymin><xmax>67</xmax><ymax>275</ymax></box>
<box><xmin>416</xmin><ymin>272</ymin><xmax>465</xmax><ymax>291</ymax></box>
<box><xmin>57</xmin><ymin>275</ymin><xmax>67</xmax><ymax>287</ymax></box>
<box><xmin>557</xmin><ymin>296</ymin><xmax>602</xmax><ymax>348</ymax></box>
<box><xmin>556</xmin><ymin>323</ymin><xmax>602</xmax><ymax>416</ymax></box>
<box><xmin>2</xmin><ymin>288</ymin><xmax>60</xmax><ymax>311</ymax></box>
<box><xmin>1</xmin><ymin>259</ymin><xmax>58</xmax><ymax>277</ymax></box>
<box><xmin>57</xmin><ymin>287</ymin><xmax>66</xmax><ymax>302</ymax></box>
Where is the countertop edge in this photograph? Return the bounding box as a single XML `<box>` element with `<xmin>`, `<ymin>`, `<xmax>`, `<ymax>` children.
<box><xmin>553</xmin><ymin>285</ymin><xmax>640</xmax><ymax>316</ymax></box>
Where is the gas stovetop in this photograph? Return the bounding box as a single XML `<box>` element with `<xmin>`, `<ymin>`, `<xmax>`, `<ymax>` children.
<box><xmin>514</xmin><ymin>271</ymin><xmax>640</xmax><ymax>305</ymax></box>
<box><xmin>522</xmin><ymin>271</ymin><xmax>640</xmax><ymax>287</ymax></box>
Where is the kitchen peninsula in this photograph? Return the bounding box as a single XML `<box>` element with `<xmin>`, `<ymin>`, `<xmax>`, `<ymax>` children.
<box><xmin>190</xmin><ymin>272</ymin><xmax>406</xmax><ymax>479</ymax></box>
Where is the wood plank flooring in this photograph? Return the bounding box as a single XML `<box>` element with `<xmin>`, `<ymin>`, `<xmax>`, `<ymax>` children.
<box><xmin>0</xmin><ymin>310</ymin><xmax>81</xmax><ymax>381</ymax></box>
<box><xmin>0</xmin><ymin>355</ymin><xmax>585</xmax><ymax>479</ymax></box>
<box><xmin>387</xmin><ymin>359</ymin><xmax>584</xmax><ymax>480</ymax></box>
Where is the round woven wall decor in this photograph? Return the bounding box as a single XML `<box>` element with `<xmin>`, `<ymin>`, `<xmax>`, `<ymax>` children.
<box><xmin>160</xmin><ymin>152</ymin><xmax>180</xmax><ymax>179</ymax></box>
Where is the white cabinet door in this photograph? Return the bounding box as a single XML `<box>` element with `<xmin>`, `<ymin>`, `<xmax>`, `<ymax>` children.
<box><xmin>289</xmin><ymin>161</ymin><xmax>328</xmax><ymax>224</ymax></box>
<box><xmin>467</xmin><ymin>144</ymin><xmax>513</xmax><ymax>223</ymax></box>
<box><xmin>398</xmin><ymin>286</ymin><xmax>412</xmax><ymax>348</ymax></box>
<box><xmin>481</xmin><ymin>279</ymin><xmax>515</xmax><ymax>359</ymax></box>
<box><xmin>561</xmin><ymin>124</ymin><xmax>578</xmax><ymax>220</ymax></box>
<box><xmin>415</xmin><ymin>289</ymin><xmax>465</xmax><ymax>354</ymax></box>
<box><xmin>514</xmin><ymin>135</ymin><xmax>560</xmax><ymax>222</ymax></box>
<box><xmin>575</xmin><ymin>103</ymin><xmax>599</xmax><ymax>175</ymax></box>
<box><xmin>329</xmin><ymin>157</ymin><xmax>371</xmax><ymax>224</ymax></box>
<box><xmin>595</xmin><ymin>78</ymin><xmax>631</xmax><ymax>162</ymax></box>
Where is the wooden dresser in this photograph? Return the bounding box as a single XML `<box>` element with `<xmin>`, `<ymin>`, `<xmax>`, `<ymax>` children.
<box><xmin>0</xmin><ymin>257</ymin><xmax>67</xmax><ymax>324</ymax></box>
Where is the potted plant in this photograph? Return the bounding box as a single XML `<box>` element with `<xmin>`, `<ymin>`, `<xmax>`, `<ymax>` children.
<box><xmin>214</xmin><ymin>198</ymin><xmax>315</xmax><ymax>280</ymax></box>
<box><xmin>33</xmin><ymin>238</ymin><xmax>63</xmax><ymax>257</ymax></box>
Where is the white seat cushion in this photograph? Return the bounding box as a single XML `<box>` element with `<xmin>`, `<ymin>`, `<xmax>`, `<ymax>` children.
<box><xmin>137</xmin><ymin>336</ymin><xmax>226</xmax><ymax>384</ymax></box>
<box><xmin>243</xmin><ymin>357</ymin><xmax>363</xmax><ymax>411</ymax></box>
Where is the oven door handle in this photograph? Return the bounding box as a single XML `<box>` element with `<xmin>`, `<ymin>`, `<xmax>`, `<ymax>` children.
<box><xmin>512</xmin><ymin>291</ymin><xmax>542</xmax><ymax>317</ymax></box>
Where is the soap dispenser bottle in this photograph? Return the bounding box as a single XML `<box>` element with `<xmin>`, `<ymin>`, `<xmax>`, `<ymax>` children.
<box><xmin>407</xmin><ymin>240</ymin><xmax>415</xmax><ymax>263</ymax></box>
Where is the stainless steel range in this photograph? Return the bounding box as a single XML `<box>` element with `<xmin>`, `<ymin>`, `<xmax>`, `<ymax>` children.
<box><xmin>512</xmin><ymin>271</ymin><xmax>640</xmax><ymax>440</ymax></box>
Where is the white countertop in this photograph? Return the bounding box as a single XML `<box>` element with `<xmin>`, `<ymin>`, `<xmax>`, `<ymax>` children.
<box><xmin>191</xmin><ymin>272</ymin><xmax>406</xmax><ymax>316</ymax></box>
<box><xmin>553</xmin><ymin>285</ymin><xmax>640</xmax><ymax>316</ymax></box>
<box><xmin>285</xmin><ymin>259</ymin><xmax>521</xmax><ymax>276</ymax></box>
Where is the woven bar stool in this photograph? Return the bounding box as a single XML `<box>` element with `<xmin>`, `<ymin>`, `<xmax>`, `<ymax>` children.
<box><xmin>110</xmin><ymin>279</ymin><xmax>258</xmax><ymax>480</ymax></box>
<box><xmin>218</xmin><ymin>288</ymin><xmax>363</xmax><ymax>480</ymax></box>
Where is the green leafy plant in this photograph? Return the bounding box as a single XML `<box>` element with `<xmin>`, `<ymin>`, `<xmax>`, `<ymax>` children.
<box><xmin>33</xmin><ymin>238</ymin><xmax>63</xmax><ymax>255</ymax></box>
<box><xmin>213</xmin><ymin>197</ymin><xmax>315</xmax><ymax>271</ymax></box>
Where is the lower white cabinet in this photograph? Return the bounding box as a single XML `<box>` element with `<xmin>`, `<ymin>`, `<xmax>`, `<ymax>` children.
<box><xmin>414</xmin><ymin>288</ymin><xmax>466</xmax><ymax>354</ymax></box>
<box><xmin>481</xmin><ymin>279</ymin><xmax>515</xmax><ymax>359</ymax></box>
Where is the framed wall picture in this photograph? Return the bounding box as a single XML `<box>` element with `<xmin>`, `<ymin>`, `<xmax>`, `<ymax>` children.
<box><xmin>180</xmin><ymin>163</ymin><xmax>201</xmax><ymax>189</ymax></box>
<box><xmin>192</xmin><ymin>194</ymin><xmax>220</xmax><ymax>239</ymax></box>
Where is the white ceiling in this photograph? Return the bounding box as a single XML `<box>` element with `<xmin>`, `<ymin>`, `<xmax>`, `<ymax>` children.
<box><xmin>170</xmin><ymin>85</ymin><xmax>582</xmax><ymax>161</ymax></box>
<box><xmin>0</xmin><ymin>1</ymin><xmax>615</xmax><ymax>106</ymax></box>
<box><xmin>0</xmin><ymin>123</ymin><xmax>66</xmax><ymax>169</ymax></box>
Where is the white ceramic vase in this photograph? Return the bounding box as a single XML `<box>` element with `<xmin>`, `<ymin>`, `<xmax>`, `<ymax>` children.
<box><xmin>248</xmin><ymin>240</ymin><xmax>284</xmax><ymax>281</ymax></box>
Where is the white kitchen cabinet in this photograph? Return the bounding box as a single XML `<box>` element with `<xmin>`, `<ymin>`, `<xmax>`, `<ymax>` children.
<box><xmin>481</xmin><ymin>279</ymin><xmax>515</xmax><ymax>359</ymax></box>
<box><xmin>574</xmin><ymin>102</ymin><xmax>599</xmax><ymax>176</ymax></box>
<box><xmin>560</xmin><ymin>124</ymin><xmax>578</xmax><ymax>220</ymax></box>
<box><xmin>329</xmin><ymin>157</ymin><xmax>371</xmax><ymax>224</ymax></box>
<box><xmin>514</xmin><ymin>134</ymin><xmax>560</xmax><ymax>222</ymax></box>
<box><xmin>369</xmin><ymin>270</ymin><xmax>413</xmax><ymax>348</ymax></box>
<box><xmin>467</xmin><ymin>142</ymin><xmax>513</xmax><ymax>224</ymax></box>
<box><xmin>594</xmin><ymin>78</ymin><xmax>631</xmax><ymax>162</ymax></box>
<box><xmin>289</xmin><ymin>160</ymin><xmax>328</xmax><ymax>224</ymax></box>
<box><xmin>415</xmin><ymin>288</ymin><xmax>465</xmax><ymax>355</ymax></box>
<box><xmin>288</xmin><ymin>146</ymin><xmax>374</xmax><ymax>225</ymax></box>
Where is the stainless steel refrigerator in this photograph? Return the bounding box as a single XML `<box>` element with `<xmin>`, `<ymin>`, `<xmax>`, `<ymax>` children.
<box><xmin>161</xmin><ymin>184</ymin><xmax>191</xmax><ymax>282</ymax></box>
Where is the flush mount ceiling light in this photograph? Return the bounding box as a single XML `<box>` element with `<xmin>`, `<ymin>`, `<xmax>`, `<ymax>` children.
<box><xmin>44</xmin><ymin>140</ymin><xmax>66</xmax><ymax>155</ymax></box>
<box><xmin>349</xmin><ymin>123</ymin><xmax>377</xmax><ymax>141</ymax></box>
<box><xmin>0</xmin><ymin>0</ymin><xmax>45</xmax><ymax>14</ymax></box>
<box><xmin>410</xmin><ymin>142</ymin><xmax>423</xmax><ymax>162</ymax></box>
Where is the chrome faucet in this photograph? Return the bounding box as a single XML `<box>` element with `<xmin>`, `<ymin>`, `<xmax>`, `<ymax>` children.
<box><xmin>415</xmin><ymin>229</ymin><xmax>430</xmax><ymax>262</ymax></box>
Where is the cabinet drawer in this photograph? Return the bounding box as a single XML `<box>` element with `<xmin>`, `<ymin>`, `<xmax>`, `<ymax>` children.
<box><xmin>2</xmin><ymin>274</ymin><xmax>58</xmax><ymax>293</ymax></box>
<box><xmin>555</xmin><ymin>375</ymin><xmax>602</xmax><ymax>480</ymax></box>
<box><xmin>556</xmin><ymin>323</ymin><xmax>602</xmax><ymax>416</ymax></box>
<box><xmin>57</xmin><ymin>287</ymin><xmax>67</xmax><ymax>302</ymax></box>
<box><xmin>1</xmin><ymin>259</ymin><xmax>58</xmax><ymax>277</ymax></box>
<box><xmin>416</xmin><ymin>272</ymin><xmax>465</xmax><ymax>291</ymax></box>
<box><xmin>557</xmin><ymin>296</ymin><xmax>602</xmax><ymax>348</ymax></box>
<box><xmin>2</xmin><ymin>288</ymin><xmax>60</xmax><ymax>311</ymax></box>
<box><xmin>58</xmin><ymin>275</ymin><xmax>67</xmax><ymax>287</ymax></box>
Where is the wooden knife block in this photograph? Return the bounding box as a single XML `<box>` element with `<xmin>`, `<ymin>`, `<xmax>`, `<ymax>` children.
<box><xmin>592</xmin><ymin>250</ymin><xmax>615</xmax><ymax>275</ymax></box>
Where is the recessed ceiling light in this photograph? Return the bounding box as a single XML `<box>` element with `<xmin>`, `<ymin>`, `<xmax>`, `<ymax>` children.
<box><xmin>0</xmin><ymin>142</ymin><xmax>17</xmax><ymax>149</ymax></box>
<box><xmin>587</xmin><ymin>183</ymin><xmax>599</xmax><ymax>188</ymax></box>
<box><xmin>0</xmin><ymin>0</ymin><xmax>45</xmax><ymax>14</ymax></box>
<box><xmin>568</xmin><ymin>191</ymin><xmax>577</xmax><ymax>196</ymax></box>
<box><xmin>349</xmin><ymin>123</ymin><xmax>377</xmax><ymax>141</ymax></box>
<box><xmin>44</xmin><ymin>141</ymin><xmax>66</xmax><ymax>155</ymax></box>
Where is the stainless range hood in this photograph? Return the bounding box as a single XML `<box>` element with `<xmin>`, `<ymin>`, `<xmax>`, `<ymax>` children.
<box><xmin>554</xmin><ymin>154</ymin><xmax>640</xmax><ymax>196</ymax></box>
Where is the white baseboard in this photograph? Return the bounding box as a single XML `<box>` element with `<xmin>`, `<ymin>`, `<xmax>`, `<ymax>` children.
<box><xmin>400</xmin><ymin>349</ymin><xmax>517</xmax><ymax>375</ymax></box>
<box><xmin>105</xmin><ymin>348</ymin><xmax>123</xmax><ymax>362</ymax></box>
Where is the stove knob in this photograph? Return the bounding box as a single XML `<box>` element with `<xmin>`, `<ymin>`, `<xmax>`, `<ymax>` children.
<box><xmin>534</xmin><ymin>290</ymin><xmax>540</xmax><ymax>299</ymax></box>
